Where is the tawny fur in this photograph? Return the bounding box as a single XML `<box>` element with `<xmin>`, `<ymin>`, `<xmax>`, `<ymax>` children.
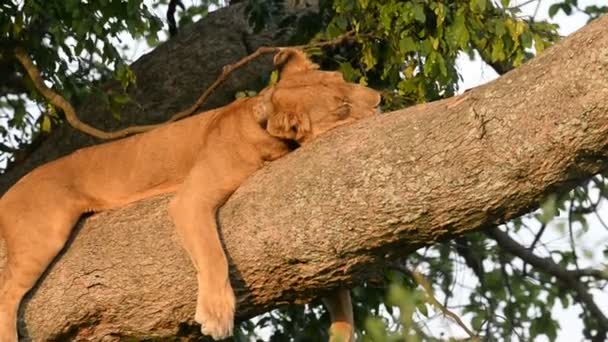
<box><xmin>0</xmin><ymin>49</ymin><xmax>380</xmax><ymax>341</ymax></box>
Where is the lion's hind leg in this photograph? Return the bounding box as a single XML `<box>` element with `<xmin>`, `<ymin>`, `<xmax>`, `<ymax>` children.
<box><xmin>323</xmin><ymin>288</ymin><xmax>355</xmax><ymax>342</ymax></box>
<box><xmin>0</xmin><ymin>187</ymin><xmax>85</xmax><ymax>342</ymax></box>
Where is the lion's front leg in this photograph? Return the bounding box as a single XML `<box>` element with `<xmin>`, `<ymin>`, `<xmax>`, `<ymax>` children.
<box><xmin>169</xmin><ymin>189</ymin><xmax>236</xmax><ymax>340</ymax></box>
<box><xmin>168</xmin><ymin>154</ymin><xmax>255</xmax><ymax>340</ymax></box>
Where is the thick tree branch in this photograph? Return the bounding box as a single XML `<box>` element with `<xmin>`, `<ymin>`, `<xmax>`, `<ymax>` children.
<box><xmin>1</xmin><ymin>11</ymin><xmax>608</xmax><ymax>342</ymax></box>
<box><xmin>486</xmin><ymin>228</ymin><xmax>608</xmax><ymax>339</ymax></box>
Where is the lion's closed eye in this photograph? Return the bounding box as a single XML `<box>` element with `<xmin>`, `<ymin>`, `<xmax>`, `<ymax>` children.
<box><xmin>331</xmin><ymin>100</ymin><xmax>352</xmax><ymax>118</ymax></box>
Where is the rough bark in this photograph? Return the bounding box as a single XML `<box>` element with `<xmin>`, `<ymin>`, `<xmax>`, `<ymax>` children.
<box><xmin>1</xmin><ymin>11</ymin><xmax>608</xmax><ymax>342</ymax></box>
<box><xmin>0</xmin><ymin>2</ymin><xmax>305</xmax><ymax>194</ymax></box>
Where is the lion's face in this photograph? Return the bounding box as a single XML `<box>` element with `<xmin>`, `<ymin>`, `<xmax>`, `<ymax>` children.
<box><xmin>256</xmin><ymin>49</ymin><xmax>381</xmax><ymax>144</ymax></box>
<box><xmin>269</xmin><ymin>80</ymin><xmax>380</xmax><ymax>144</ymax></box>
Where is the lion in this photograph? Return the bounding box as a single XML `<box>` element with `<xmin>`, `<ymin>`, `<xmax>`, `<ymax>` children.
<box><xmin>0</xmin><ymin>49</ymin><xmax>380</xmax><ymax>341</ymax></box>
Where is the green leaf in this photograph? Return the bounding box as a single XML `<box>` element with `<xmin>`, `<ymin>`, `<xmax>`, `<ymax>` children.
<box><xmin>534</xmin><ymin>34</ymin><xmax>546</xmax><ymax>54</ymax></box>
<box><xmin>145</xmin><ymin>33</ymin><xmax>159</xmax><ymax>47</ymax></box>
<box><xmin>548</xmin><ymin>3</ymin><xmax>560</xmax><ymax>18</ymax></box>
<box><xmin>111</xmin><ymin>93</ymin><xmax>131</xmax><ymax>105</ymax></box>
<box><xmin>338</xmin><ymin>62</ymin><xmax>360</xmax><ymax>82</ymax></box>
<box><xmin>491</xmin><ymin>38</ymin><xmax>506</xmax><ymax>61</ymax></box>
<box><xmin>521</xmin><ymin>30</ymin><xmax>533</xmax><ymax>48</ymax></box>
<box><xmin>433</xmin><ymin>2</ymin><xmax>445</xmax><ymax>27</ymax></box>
<box><xmin>437</xmin><ymin>54</ymin><xmax>447</xmax><ymax>77</ymax></box>
<box><xmin>269</xmin><ymin>70</ymin><xmax>279</xmax><ymax>85</ymax></box>
<box><xmin>412</xmin><ymin>3</ymin><xmax>426</xmax><ymax>23</ymax></box>
<box><xmin>494</xmin><ymin>20</ymin><xmax>506</xmax><ymax>36</ymax></box>
<box><xmin>41</xmin><ymin>115</ymin><xmax>52</xmax><ymax>133</ymax></box>
<box><xmin>358</xmin><ymin>76</ymin><xmax>368</xmax><ymax>86</ymax></box>
<box><xmin>361</xmin><ymin>43</ymin><xmax>377</xmax><ymax>71</ymax></box>
<box><xmin>470</xmin><ymin>0</ymin><xmax>487</xmax><ymax>13</ymax></box>
<box><xmin>537</xmin><ymin>194</ymin><xmax>558</xmax><ymax>224</ymax></box>
<box><xmin>471</xmin><ymin>315</ymin><xmax>484</xmax><ymax>330</ymax></box>
<box><xmin>450</xmin><ymin>12</ymin><xmax>470</xmax><ymax>49</ymax></box>
<box><xmin>423</xmin><ymin>51</ymin><xmax>436</xmax><ymax>76</ymax></box>
<box><xmin>417</xmin><ymin>301</ymin><xmax>429</xmax><ymax>317</ymax></box>
<box><xmin>336</xmin><ymin>16</ymin><xmax>348</xmax><ymax>30</ymax></box>
<box><xmin>399</xmin><ymin>36</ymin><xmax>417</xmax><ymax>53</ymax></box>
<box><xmin>431</xmin><ymin>37</ymin><xmax>439</xmax><ymax>50</ymax></box>
<box><xmin>13</xmin><ymin>12</ymin><xmax>23</xmax><ymax>37</ymax></box>
<box><xmin>364</xmin><ymin>317</ymin><xmax>388</xmax><ymax>341</ymax></box>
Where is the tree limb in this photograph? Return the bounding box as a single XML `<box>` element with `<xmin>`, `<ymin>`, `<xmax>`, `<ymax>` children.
<box><xmin>2</xmin><ymin>11</ymin><xmax>608</xmax><ymax>342</ymax></box>
<box><xmin>486</xmin><ymin>228</ymin><xmax>608</xmax><ymax>339</ymax></box>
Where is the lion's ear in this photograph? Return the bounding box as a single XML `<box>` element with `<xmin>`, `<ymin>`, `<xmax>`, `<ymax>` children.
<box><xmin>273</xmin><ymin>48</ymin><xmax>319</xmax><ymax>78</ymax></box>
<box><xmin>252</xmin><ymin>87</ymin><xmax>275</xmax><ymax>125</ymax></box>
<box><xmin>266</xmin><ymin>110</ymin><xmax>311</xmax><ymax>142</ymax></box>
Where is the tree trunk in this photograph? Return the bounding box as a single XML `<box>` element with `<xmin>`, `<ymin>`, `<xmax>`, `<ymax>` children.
<box><xmin>2</xmin><ymin>10</ymin><xmax>608</xmax><ymax>342</ymax></box>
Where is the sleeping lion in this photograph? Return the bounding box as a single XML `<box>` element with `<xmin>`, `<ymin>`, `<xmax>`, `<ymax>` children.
<box><xmin>0</xmin><ymin>49</ymin><xmax>380</xmax><ymax>341</ymax></box>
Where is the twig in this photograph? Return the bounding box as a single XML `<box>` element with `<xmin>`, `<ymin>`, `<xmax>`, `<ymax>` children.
<box><xmin>533</xmin><ymin>0</ymin><xmax>543</xmax><ymax>19</ymax></box>
<box><xmin>507</xmin><ymin>0</ymin><xmax>537</xmax><ymax>10</ymax></box>
<box><xmin>523</xmin><ymin>222</ymin><xmax>546</xmax><ymax>275</ymax></box>
<box><xmin>14</xmin><ymin>47</ymin><xmax>162</xmax><ymax>140</ymax></box>
<box><xmin>13</xmin><ymin>31</ymin><xmax>357</xmax><ymax>140</ymax></box>
<box><xmin>527</xmin><ymin>222</ymin><xmax>546</xmax><ymax>252</ymax></box>
<box><xmin>408</xmin><ymin>269</ymin><xmax>478</xmax><ymax>340</ymax></box>
<box><xmin>568</xmin><ymin>201</ymin><xmax>581</xmax><ymax>270</ymax></box>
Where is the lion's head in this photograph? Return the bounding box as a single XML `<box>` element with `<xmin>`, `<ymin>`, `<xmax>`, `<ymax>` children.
<box><xmin>254</xmin><ymin>49</ymin><xmax>381</xmax><ymax>145</ymax></box>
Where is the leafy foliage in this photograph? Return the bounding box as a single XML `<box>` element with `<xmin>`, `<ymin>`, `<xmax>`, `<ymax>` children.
<box><xmin>314</xmin><ymin>0</ymin><xmax>559</xmax><ymax>109</ymax></box>
<box><xmin>549</xmin><ymin>0</ymin><xmax>608</xmax><ymax>20</ymax></box>
<box><xmin>0</xmin><ymin>0</ymin><xmax>165</xmax><ymax>167</ymax></box>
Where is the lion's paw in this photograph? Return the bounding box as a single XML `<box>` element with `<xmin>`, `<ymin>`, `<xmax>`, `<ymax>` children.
<box><xmin>194</xmin><ymin>281</ymin><xmax>236</xmax><ymax>340</ymax></box>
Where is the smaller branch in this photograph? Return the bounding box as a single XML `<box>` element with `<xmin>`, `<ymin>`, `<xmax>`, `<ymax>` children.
<box><xmin>13</xmin><ymin>31</ymin><xmax>357</xmax><ymax>140</ymax></box>
<box><xmin>0</xmin><ymin>143</ymin><xmax>18</xmax><ymax>154</ymax></box>
<box><xmin>408</xmin><ymin>269</ymin><xmax>478</xmax><ymax>340</ymax></box>
<box><xmin>14</xmin><ymin>47</ymin><xmax>161</xmax><ymax>140</ymax></box>
<box><xmin>487</xmin><ymin>228</ymin><xmax>608</xmax><ymax>339</ymax></box>
<box><xmin>167</xmin><ymin>0</ymin><xmax>185</xmax><ymax>37</ymax></box>
<box><xmin>454</xmin><ymin>237</ymin><xmax>486</xmax><ymax>283</ymax></box>
<box><xmin>570</xmin><ymin>268</ymin><xmax>608</xmax><ymax>281</ymax></box>
<box><xmin>527</xmin><ymin>222</ymin><xmax>546</xmax><ymax>252</ymax></box>
<box><xmin>507</xmin><ymin>0</ymin><xmax>537</xmax><ymax>10</ymax></box>
<box><xmin>498</xmin><ymin>252</ymin><xmax>514</xmax><ymax>302</ymax></box>
<box><xmin>523</xmin><ymin>222</ymin><xmax>546</xmax><ymax>276</ymax></box>
<box><xmin>533</xmin><ymin>0</ymin><xmax>543</xmax><ymax>19</ymax></box>
<box><xmin>567</xmin><ymin>202</ymin><xmax>581</xmax><ymax>270</ymax></box>
<box><xmin>594</xmin><ymin>210</ymin><xmax>608</xmax><ymax>231</ymax></box>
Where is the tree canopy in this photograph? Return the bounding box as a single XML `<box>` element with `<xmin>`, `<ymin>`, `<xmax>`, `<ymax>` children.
<box><xmin>1</xmin><ymin>0</ymin><xmax>607</xmax><ymax>341</ymax></box>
